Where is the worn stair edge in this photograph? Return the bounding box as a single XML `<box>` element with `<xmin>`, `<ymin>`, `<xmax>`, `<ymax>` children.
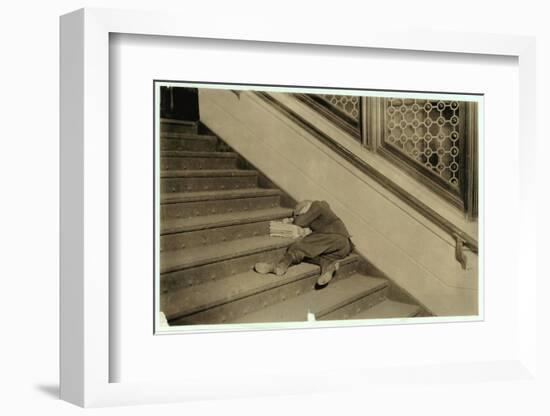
<box><xmin>233</xmin><ymin>274</ymin><xmax>388</xmax><ymax>323</ymax></box>
<box><xmin>160</xmin><ymin>118</ymin><xmax>198</xmax><ymax>125</ymax></box>
<box><xmin>161</xmin><ymin>142</ymin><xmax>216</xmax><ymax>152</ymax></box>
<box><xmin>161</xmin><ymin>220</ymin><xmax>271</xmax><ymax>251</ymax></box>
<box><xmin>161</xmin><ymin>206</ymin><xmax>293</xmax><ymax>234</ymax></box>
<box><xmin>160</xmin><ymin>196</ymin><xmax>281</xmax><ymax>222</ymax></box>
<box><xmin>161</xmin><ymin>132</ymin><xmax>217</xmax><ymax>141</ymax></box>
<box><xmin>160</xmin><ymin>235</ymin><xmax>295</xmax><ymax>274</ymax></box>
<box><xmin>163</xmin><ymin>254</ymin><xmax>360</xmax><ymax>320</ymax></box>
<box><xmin>349</xmin><ymin>299</ymin><xmax>420</xmax><ymax>320</ymax></box>
<box><xmin>160</xmin><ymin>151</ymin><xmax>238</xmax><ymax>158</ymax></box>
<box><xmin>161</xmin><ymin>169</ymin><xmax>258</xmax><ymax>178</ymax></box>
<box><xmin>161</xmin><ymin>188</ymin><xmax>282</xmax><ymax>204</ymax></box>
<box><xmin>161</xmin><ymin>247</ymin><xmax>288</xmax><ymax>293</ymax></box>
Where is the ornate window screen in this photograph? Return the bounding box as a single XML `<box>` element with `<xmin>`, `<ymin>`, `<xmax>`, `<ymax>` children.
<box><xmin>317</xmin><ymin>94</ymin><xmax>361</xmax><ymax>123</ymax></box>
<box><xmin>385</xmin><ymin>98</ymin><xmax>462</xmax><ymax>192</ymax></box>
<box><xmin>366</xmin><ymin>96</ymin><xmax>477</xmax><ymax>215</ymax></box>
<box><xmin>294</xmin><ymin>93</ymin><xmax>362</xmax><ymax>141</ymax></box>
<box><xmin>293</xmin><ymin>92</ymin><xmax>477</xmax><ymax>217</ymax></box>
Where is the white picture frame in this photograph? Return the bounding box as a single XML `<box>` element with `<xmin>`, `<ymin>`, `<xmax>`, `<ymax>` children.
<box><xmin>60</xmin><ymin>7</ymin><xmax>539</xmax><ymax>408</ymax></box>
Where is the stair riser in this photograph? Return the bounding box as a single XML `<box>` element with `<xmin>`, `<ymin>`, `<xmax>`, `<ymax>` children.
<box><xmin>319</xmin><ymin>286</ymin><xmax>388</xmax><ymax>321</ymax></box>
<box><xmin>166</xmin><ymin>260</ymin><xmax>359</xmax><ymax>324</ymax></box>
<box><xmin>161</xmin><ymin>195</ymin><xmax>281</xmax><ymax>221</ymax></box>
<box><xmin>161</xmin><ymin>123</ymin><xmax>198</xmax><ymax>134</ymax></box>
<box><xmin>161</xmin><ymin>176</ymin><xmax>258</xmax><ymax>193</ymax></box>
<box><xmin>161</xmin><ymin>156</ymin><xmax>237</xmax><ymax>171</ymax></box>
<box><xmin>161</xmin><ymin>139</ymin><xmax>216</xmax><ymax>152</ymax></box>
<box><xmin>160</xmin><ymin>248</ymin><xmax>288</xmax><ymax>293</ymax></box>
<box><xmin>161</xmin><ymin>221</ymin><xmax>272</xmax><ymax>250</ymax></box>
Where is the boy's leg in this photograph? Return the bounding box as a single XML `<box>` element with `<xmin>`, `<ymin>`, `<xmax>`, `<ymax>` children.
<box><xmin>254</xmin><ymin>234</ymin><xmax>323</xmax><ymax>275</ymax></box>
<box><xmin>314</xmin><ymin>237</ymin><xmax>352</xmax><ymax>286</ymax></box>
<box><xmin>287</xmin><ymin>233</ymin><xmax>347</xmax><ymax>262</ymax></box>
<box><xmin>254</xmin><ymin>246</ymin><xmax>301</xmax><ymax>276</ymax></box>
<box><xmin>255</xmin><ymin>233</ymin><xmax>351</xmax><ymax>277</ymax></box>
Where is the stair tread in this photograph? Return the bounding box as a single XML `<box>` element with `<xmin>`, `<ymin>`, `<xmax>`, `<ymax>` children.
<box><xmin>161</xmin><ymin>132</ymin><xmax>217</xmax><ymax>141</ymax></box>
<box><xmin>161</xmin><ymin>206</ymin><xmax>293</xmax><ymax>234</ymax></box>
<box><xmin>350</xmin><ymin>299</ymin><xmax>419</xmax><ymax>320</ymax></box>
<box><xmin>161</xmin><ymin>169</ymin><xmax>257</xmax><ymax>178</ymax></box>
<box><xmin>160</xmin><ymin>235</ymin><xmax>295</xmax><ymax>274</ymax></box>
<box><xmin>160</xmin><ymin>118</ymin><xmax>198</xmax><ymax>125</ymax></box>
<box><xmin>234</xmin><ymin>274</ymin><xmax>388</xmax><ymax>323</ymax></box>
<box><xmin>161</xmin><ymin>188</ymin><xmax>282</xmax><ymax>204</ymax></box>
<box><xmin>161</xmin><ymin>151</ymin><xmax>238</xmax><ymax>158</ymax></box>
<box><xmin>163</xmin><ymin>254</ymin><xmax>360</xmax><ymax>319</ymax></box>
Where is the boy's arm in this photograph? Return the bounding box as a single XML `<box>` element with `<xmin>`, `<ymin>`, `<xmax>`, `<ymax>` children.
<box><xmin>293</xmin><ymin>202</ymin><xmax>321</xmax><ymax>227</ymax></box>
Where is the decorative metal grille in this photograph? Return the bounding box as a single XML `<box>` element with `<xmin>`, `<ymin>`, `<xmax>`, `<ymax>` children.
<box><xmin>291</xmin><ymin>91</ymin><xmax>475</xmax><ymax>215</ymax></box>
<box><xmin>318</xmin><ymin>94</ymin><xmax>360</xmax><ymax>122</ymax></box>
<box><xmin>384</xmin><ymin>98</ymin><xmax>461</xmax><ymax>191</ymax></box>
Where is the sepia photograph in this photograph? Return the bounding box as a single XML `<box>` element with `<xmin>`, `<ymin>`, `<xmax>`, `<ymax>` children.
<box><xmin>51</xmin><ymin>3</ymin><xmax>544</xmax><ymax>411</ymax></box>
<box><xmin>155</xmin><ymin>83</ymin><xmax>481</xmax><ymax>331</ymax></box>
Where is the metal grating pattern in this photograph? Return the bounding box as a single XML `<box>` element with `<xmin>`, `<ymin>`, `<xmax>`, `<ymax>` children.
<box><xmin>318</xmin><ymin>94</ymin><xmax>360</xmax><ymax>121</ymax></box>
<box><xmin>385</xmin><ymin>98</ymin><xmax>461</xmax><ymax>190</ymax></box>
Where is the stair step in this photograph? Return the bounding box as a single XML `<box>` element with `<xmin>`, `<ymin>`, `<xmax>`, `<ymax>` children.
<box><xmin>164</xmin><ymin>254</ymin><xmax>361</xmax><ymax>324</ymax></box>
<box><xmin>161</xmin><ymin>188</ymin><xmax>282</xmax><ymax>221</ymax></box>
<box><xmin>160</xmin><ymin>140</ymin><xmax>216</xmax><ymax>152</ymax></box>
<box><xmin>349</xmin><ymin>299</ymin><xmax>420</xmax><ymax>320</ymax></box>
<box><xmin>160</xmin><ymin>135</ymin><xmax>217</xmax><ymax>152</ymax></box>
<box><xmin>160</xmin><ymin>235</ymin><xmax>294</xmax><ymax>274</ymax></box>
<box><xmin>161</xmin><ymin>169</ymin><xmax>257</xmax><ymax>178</ymax></box>
<box><xmin>159</xmin><ymin>133</ymin><xmax>213</xmax><ymax>140</ymax></box>
<box><xmin>234</xmin><ymin>274</ymin><xmax>388</xmax><ymax>323</ymax></box>
<box><xmin>161</xmin><ymin>132</ymin><xmax>217</xmax><ymax>140</ymax></box>
<box><xmin>161</xmin><ymin>170</ymin><xmax>258</xmax><ymax>193</ymax></box>
<box><xmin>161</xmin><ymin>151</ymin><xmax>238</xmax><ymax>170</ymax></box>
<box><xmin>161</xmin><ymin>246</ymin><xmax>289</xmax><ymax>293</ymax></box>
<box><xmin>160</xmin><ymin>119</ymin><xmax>198</xmax><ymax>134</ymax></box>
<box><xmin>161</xmin><ymin>188</ymin><xmax>282</xmax><ymax>204</ymax></box>
<box><xmin>161</xmin><ymin>150</ymin><xmax>237</xmax><ymax>158</ymax></box>
<box><xmin>161</xmin><ymin>158</ymin><xmax>237</xmax><ymax>171</ymax></box>
<box><xmin>161</xmin><ymin>208</ymin><xmax>293</xmax><ymax>250</ymax></box>
<box><xmin>161</xmin><ymin>206</ymin><xmax>293</xmax><ymax>234</ymax></box>
<box><xmin>161</xmin><ymin>118</ymin><xmax>198</xmax><ymax>124</ymax></box>
<box><xmin>161</xmin><ymin>220</ymin><xmax>270</xmax><ymax>251</ymax></box>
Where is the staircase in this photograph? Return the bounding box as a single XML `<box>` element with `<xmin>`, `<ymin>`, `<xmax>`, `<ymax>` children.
<box><xmin>159</xmin><ymin>118</ymin><xmax>421</xmax><ymax>326</ymax></box>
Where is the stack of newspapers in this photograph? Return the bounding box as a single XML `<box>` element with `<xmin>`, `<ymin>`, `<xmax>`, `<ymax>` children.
<box><xmin>269</xmin><ymin>221</ymin><xmax>311</xmax><ymax>239</ymax></box>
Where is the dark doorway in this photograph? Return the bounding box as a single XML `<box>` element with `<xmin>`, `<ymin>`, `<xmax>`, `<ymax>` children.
<box><xmin>160</xmin><ymin>86</ymin><xmax>200</xmax><ymax>121</ymax></box>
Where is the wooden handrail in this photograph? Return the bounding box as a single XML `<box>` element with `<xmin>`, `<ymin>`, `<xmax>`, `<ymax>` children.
<box><xmin>294</xmin><ymin>94</ymin><xmax>361</xmax><ymax>141</ymax></box>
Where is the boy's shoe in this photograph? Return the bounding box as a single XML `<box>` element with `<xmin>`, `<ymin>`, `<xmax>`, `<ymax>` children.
<box><xmin>316</xmin><ymin>261</ymin><xmax>340</xmax><ymax>287</ymax></box>
<box><xmin>255</xmin><ymin>253</ymin><xmax>294</xmax><ymax>276</ymax></box>
<box><xmin>254</xmin><ymin>262</ymin><xmax>275</xmax><ymax>274</ymax></box>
